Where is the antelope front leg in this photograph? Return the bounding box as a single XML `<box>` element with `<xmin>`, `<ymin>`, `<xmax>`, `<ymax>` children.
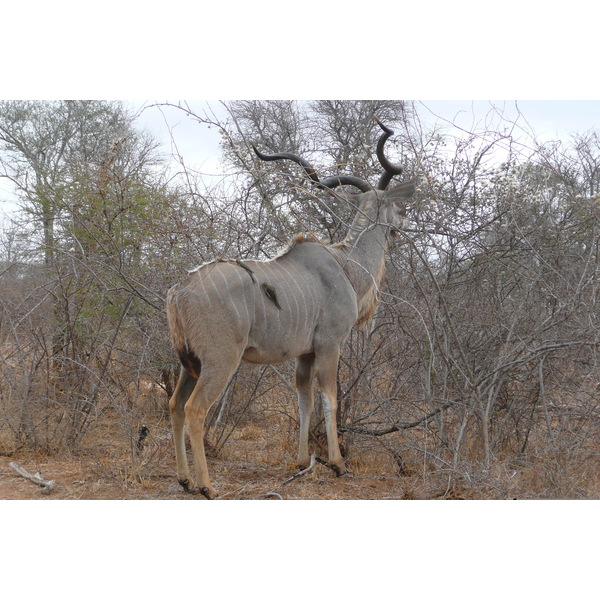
<box><xmin>295</xmin><ymin>355</ymin><xmax>315</xmax><ymax>470</ymax></box>
<box><xmin>315</xmin><ymin>349</ymin><xmax>347</xmax><ymax>476</ymax></box>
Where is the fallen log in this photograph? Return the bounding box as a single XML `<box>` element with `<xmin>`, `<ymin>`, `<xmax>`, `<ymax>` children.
<box><xmin>10</xmin><ymin>462</ymin><xmax>56</xmax><ymax>495</ymax></box>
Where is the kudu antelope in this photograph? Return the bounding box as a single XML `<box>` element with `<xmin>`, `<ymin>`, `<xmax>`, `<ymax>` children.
<box><xmin>166</xmin><ymin>117</ymin><xmax>415</xmax><ymax>498</ymax></box>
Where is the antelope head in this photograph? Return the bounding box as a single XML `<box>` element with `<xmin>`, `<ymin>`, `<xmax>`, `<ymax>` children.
<box><xmin>252</xmin><ymin>116</ymin><xmax>414</xmax><ymax>237</ymax></box>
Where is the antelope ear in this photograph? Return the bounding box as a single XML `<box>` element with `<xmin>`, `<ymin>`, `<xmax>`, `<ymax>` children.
<box><xmin>383</xmin><ymin>180</ymin><xmax>416</xmax><ymax>201</ymax></box>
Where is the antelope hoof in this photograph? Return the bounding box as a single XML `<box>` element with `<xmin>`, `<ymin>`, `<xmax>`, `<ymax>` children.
<box><xmin>200</xmin><ymin>486</ymin><xmax>219</xmax><ymax>500</ymax></box>
<box><xmin>178</xmin><ymin>478</ymin><xmax>198</xmax><ymax>494</ymax></box>
<box><xmin>331</xmin><ymin>465</ymin><xmax>350</xmax><ymax>478</ymax></box>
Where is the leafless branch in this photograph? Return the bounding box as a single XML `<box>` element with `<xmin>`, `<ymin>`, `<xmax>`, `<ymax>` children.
<box><xmin>339</xmin><ymin>400</ymin><xmax>456</xmax><ymax>437</ymax></box>
<box><xmin>10</xmin><ymin>462</ymin><xmax>56</xmax><ymax>494</ymax></box>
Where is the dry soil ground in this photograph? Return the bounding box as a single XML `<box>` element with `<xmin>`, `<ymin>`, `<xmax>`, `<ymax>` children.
<box><xmin>0</xmin><ymin>424</ymin><xmax>466</xmax><ymax>501</ymax></box>
<box><xmin>0</xmin><ymin>449</ymin><xmax>459</xmax><ymax>501</ymax></box>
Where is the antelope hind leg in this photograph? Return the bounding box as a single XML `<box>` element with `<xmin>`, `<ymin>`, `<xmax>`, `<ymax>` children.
<box><xmin>184</xmin><ymin>355</ymin><xmax>242</xmax><ymax>499</ymax></box>
<box><xmin>169</xmin><ymin>370</ymin><xmax>198</xmax><ymax>492</ymax></box>
<box><xmin>184</xmin><ymin>392</ymin><xmax>219</xmax><ymax>500</ymax></box>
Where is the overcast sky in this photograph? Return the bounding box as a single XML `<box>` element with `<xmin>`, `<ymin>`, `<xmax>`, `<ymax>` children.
<box><xmin>130</xmin><ymin>99</ymin><xmax>600</xmax><ymax>175</ymax></box>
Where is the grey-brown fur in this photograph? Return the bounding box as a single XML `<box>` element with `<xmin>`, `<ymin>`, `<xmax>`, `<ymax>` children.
<box><xmin>166</xmin><ymin>119</ymin><xmax>415</xmax><ymax>498</ymax></box>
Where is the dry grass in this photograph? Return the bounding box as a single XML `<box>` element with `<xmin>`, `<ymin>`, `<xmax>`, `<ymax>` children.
<box><xmin>1</xmin><ymin>375</ymin><xmax>599</xmax><ymax>500</ymax></box>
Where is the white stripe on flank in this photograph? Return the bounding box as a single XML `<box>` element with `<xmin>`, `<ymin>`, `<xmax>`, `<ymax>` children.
<box><xmin>251</xmin><ymin>262</ymin><xmax>271</xmax><ymax>341</ymax></box>
<box><xmin>204</xmin><ymin>267</ymin><xmax>231</xmax><ymax>321</ymax></box>
<box><xmin>217</xmin><ymin>268</ymin><xmax>241</xmax><ymax>325</ymax></box>
<box><xmin>276</xmin><ymin>262</ymin><xmax>300</xmax><ymax>340</ymax></box>
<box><xmin>277</xmin><ymin>262</ymin><xmax>306</xmax><ymax>338</ymax></box>
<box><xmin>234</xmin><ymin>267</ymin><xmax>250</xmax><ymax>324</ymax></box>
<box><xmin>191</xmin><ymin>269</ymin><xmax>212</xmax><ymax>310</ymax></box>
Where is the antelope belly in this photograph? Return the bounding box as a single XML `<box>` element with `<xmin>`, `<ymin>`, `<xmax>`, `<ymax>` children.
<box><xmin>242</xmin><ymin>335</ymin><xmax>314</xmax><ymax>365</ymax></box>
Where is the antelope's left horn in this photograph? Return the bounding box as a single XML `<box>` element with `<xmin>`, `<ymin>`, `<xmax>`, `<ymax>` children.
<box><xmin>374</xmin><ymin>116</ymin><xmax>404</xmax><ymax>190</ymax></box>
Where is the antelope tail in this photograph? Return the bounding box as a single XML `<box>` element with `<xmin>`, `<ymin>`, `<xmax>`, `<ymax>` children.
<box><xmin>166</xmin><ymin>288</ymin><xmax>201</xmax><ymax>379</ymax></box>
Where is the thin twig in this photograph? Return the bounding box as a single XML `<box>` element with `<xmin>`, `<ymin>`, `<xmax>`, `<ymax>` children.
<box><xmin>263</xmin><ymin>453</ymin><xmax>318</xmax><ymax>498</ymax></box>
